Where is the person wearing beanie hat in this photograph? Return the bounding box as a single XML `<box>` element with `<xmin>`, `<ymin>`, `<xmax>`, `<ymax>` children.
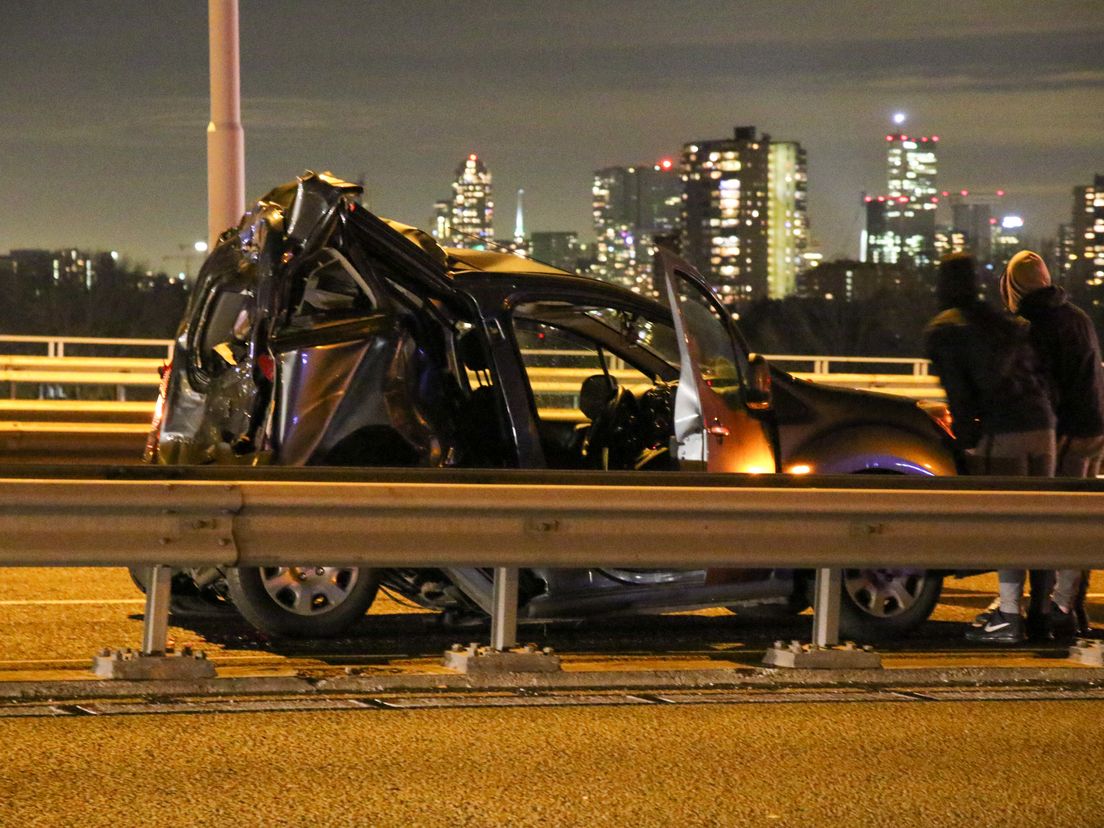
<box><xmin>1000</xmin><ymin>250</ymin><xmax>1104</xmax><ymax>638</ymax></box>
<box><xmin>1000</xmin><ymin>250</ymin><xmax>1052</xmax><ymax>313</ymax></box>
<box><xmin>925</xmin><ymin>253</ymin><xmax>1056</xmax><ymax>643</ymax></box>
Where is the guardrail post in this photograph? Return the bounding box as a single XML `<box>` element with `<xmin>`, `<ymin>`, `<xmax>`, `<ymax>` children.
<box><xmin>93</xmin><ymin>563</ymin><xmax>215</xmax><ymax>680</ymax></box>
<box><xmin>490</xmin><ymin>567</ymin><xmax>519</xmax><ymax>651</ymax></box>
<box><xmin>141</xmin><ymin>565</ymin><xmax>172</xmax><ymax>655</ymax></box>
<box><xmin>812</xmin><ymin>567</ymin><xmax>841</xmax><ymax>647</ymax></box>
<box><xmin>764</xmin><ymin>567</ymin><xmax>880</xmax><ymax>668</ymax></box>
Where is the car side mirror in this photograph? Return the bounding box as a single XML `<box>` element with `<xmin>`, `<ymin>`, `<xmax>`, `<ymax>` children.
<box><xmin>745</xmin><ymin>353</ymin><xmax>772</xmax><ymax>410</ymax></box>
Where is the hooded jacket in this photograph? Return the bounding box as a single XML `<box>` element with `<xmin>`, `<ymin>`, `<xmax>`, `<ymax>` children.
<box><xmin>1016</xmin><ymin>286</ymin><xmax>1104</xmax><ymax>438</ymax></box>
<box><xmin>924</xmin><ymin>301</ymin><xmax>1054</xmax><ymax>449</ymax></box>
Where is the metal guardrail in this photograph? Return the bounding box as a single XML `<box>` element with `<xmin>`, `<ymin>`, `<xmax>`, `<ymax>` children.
<box><xmin>0</xmin><ymin>467</ymin><xmax>1101</xmax><ymax>569</ymax></box>
<box><xmin>1</xmin><ymin>466</ymin><xmax>1102</xmax><ymax>665</ymax></box>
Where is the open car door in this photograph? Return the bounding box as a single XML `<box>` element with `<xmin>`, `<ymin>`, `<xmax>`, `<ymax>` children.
<box><xmin>655</xmin><ymin>248</ymin><xmax>777</xmax><ymax>474</ymax></box>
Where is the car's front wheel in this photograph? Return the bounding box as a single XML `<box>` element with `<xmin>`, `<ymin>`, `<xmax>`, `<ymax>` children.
<box><xmin>837</xmin><ymin>568</ymin><xmax>942</xmax><ymax>641</ymax></box>
<box><xmin>226</xmin><ymin>566</ymin><xmax>380</xmax><ymax>638</ymax></box>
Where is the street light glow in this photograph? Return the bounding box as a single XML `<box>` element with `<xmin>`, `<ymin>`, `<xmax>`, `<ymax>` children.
<box><xmin>194</xmin><ymin>241</ymin><xmax>209</xmax><ymax>253</ymax></box>
<box><xmin>893</xmin><ymin>112</ymin><xmax>907</xmax><ymax>125</ymax></box>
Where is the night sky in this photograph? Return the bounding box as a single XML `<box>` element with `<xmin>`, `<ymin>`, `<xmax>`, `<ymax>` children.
<box><xmin>1</xmin><ymin>1</ymin><xmax>1101</xmax><ymax>271</ymax></box>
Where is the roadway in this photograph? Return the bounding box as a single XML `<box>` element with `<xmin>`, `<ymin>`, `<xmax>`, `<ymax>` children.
<box><xmin>2</xmin><ymin>569</ymin><xmax>1103</xmax><ymax>826</ymax></box>
<box><xmin>1</xmin><ymin>690</ymin><xmax>1101</xmax><ymax>826</ymax></box>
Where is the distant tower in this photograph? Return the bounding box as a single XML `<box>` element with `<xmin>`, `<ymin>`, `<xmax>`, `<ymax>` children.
<box><xmin>449</xmin><ymin>154</ymin><xmax>494</xmax><ymax>248</ymax></box>
<box><xmin>514</xmin><ymin>188</ymin><xmax>525</xmax><ymax>241</ymax></box>
<box><xmin>862</xmin><ymin>115</ymin><xmax>939</xmax><ymax>268</ymax></box>
<box><xmin>512</xmin><ymin>188</ymin><xmax>529</xmax><ymax>257</ymax></box>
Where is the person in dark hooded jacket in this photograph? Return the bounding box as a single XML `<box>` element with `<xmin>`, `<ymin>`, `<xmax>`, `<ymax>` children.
<box><xmin>1000</xmin><ymin>249</ymin><xmax>1104</xmax><ymax>636</ymax></box>
<box><xmin>925</xmin><ymin>253</ymin><xmax>1056</xmax><ymax>643</ymax></box>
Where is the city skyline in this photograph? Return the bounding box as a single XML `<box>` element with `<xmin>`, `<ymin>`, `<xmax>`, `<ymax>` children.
<box><xmin>0</xmin><ymin>2</ymin><xmax>1100</xmax><ymax>269</ymax></box>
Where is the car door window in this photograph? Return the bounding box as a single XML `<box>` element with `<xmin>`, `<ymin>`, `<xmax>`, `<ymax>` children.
<box><xmin>510</xmin><ymin>304</ymin><xmax>672</xmax><ymax>471</ymax></box>
<box><xmin>512</xmin><ymin>313</ymin><xmax>654</xmax><ymax>416</ymax></box>
<box><xmin>674</xmin><ymin>286</ymin><xmax>745</xmax><ymax>391</ymax></box>
<box><xmin>656</xmin><ymin>249</ymin><xmax>775</xmax><ymax>473</ymax></box>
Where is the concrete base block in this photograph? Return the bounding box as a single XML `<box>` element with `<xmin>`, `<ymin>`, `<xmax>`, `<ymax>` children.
<box><xmin>443</xmin><ymin>643</ymin><xmax>562</xmax><ymax>674</ymax></box>
<box><xmin>92</xmin><ymin>647</ymin><xmax>216</xmax><ymax>680</ymax></box>
<box><xmin>762</xmin><ymin>640</ymin><xmax>882</xmax><ymax>670</ymax></box>
<box><xmin>1069</xmin><ymin>639</ymin><xmax>1104</xmax><ymax>667</ymax></box>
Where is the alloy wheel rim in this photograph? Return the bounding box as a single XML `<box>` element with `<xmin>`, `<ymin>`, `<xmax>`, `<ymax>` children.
<box><xmin>842</xmin><ymin>568</ymin><xmax>926</xmax><ymax>618</ymax></box>
<box><xmin>259</xmin><ymin>566</ymin><xmax>359</xmax><ymax>616</ymax></box>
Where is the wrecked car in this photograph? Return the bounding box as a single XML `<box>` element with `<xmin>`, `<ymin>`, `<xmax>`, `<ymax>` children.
<box><xmin>142</xmin><ymin>171</ymin><xmax>956</xmax><ymax>640</ymax></box>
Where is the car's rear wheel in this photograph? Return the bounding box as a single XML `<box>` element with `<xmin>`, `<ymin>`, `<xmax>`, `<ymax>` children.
<box><xmin>837</xmin><ymin>568</ymin><xmax>942</xmax><ymax>641</ymax></box>
<box><xmin>226</xmin><ymin>566</ymin><xmax>380</xmax><ymax>638</ymax></box>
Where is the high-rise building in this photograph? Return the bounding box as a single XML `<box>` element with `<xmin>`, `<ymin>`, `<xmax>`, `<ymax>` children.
<box><xmin>1056</xmin><ymin>221</ymin><xmax>1077</xmax><ymax>284</ymax></box>
<box><xmin>862</xmin><ymin>126</ymin><xmax>940</xmax><ymax>269</ymax></box>
<box><xmin>767</xmin><ymin>141</ymin><xmax>808</xmax><ymax>298</ymax></box>
<box><xmin>991</xmin><ymin>214</ymin><xmax>1026</xmax><ymax>266</ymax></box>
<box><xmin>448</xmin><ymin>153</ymin><xmax>494</xmax><ymax>248</ymax></box>
<box><xmin>431</xmin><ymin>199</ymin><xmax>451</xmax><ymax>242</ymax></box>
<box><xmin>592</xmin><ymin>159</ymin><xmax>681</xmax><ymax>294</ymax></box>
<box><xmin>944</xmin><ymin>191</ymin><xmax>1002</xmax><ymax>263</ymax></box>
<box><xmin>680</xmin><ymin>126</ymin><xmax>807</xmax><ymax>303</ymax></box>
<box><xmin>530</xmin><ymin>231</ymin><xmax>580</xmax><ymax>272</ymax></box>
<box><xmin>1067</xmin><ymin>174</ymin><xmax>1104</xmax><ymax>304</ymax></box>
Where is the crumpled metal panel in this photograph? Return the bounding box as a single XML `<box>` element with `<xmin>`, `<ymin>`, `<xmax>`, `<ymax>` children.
<box><xmin>286</xmin><ymin>172</ymin><xmax>362</xmax><ymax>246</ymax></box>
<box><xmin>274</xmin><ymin>326</ymin><xmax>455</xmax><ymax>468</ymax></box>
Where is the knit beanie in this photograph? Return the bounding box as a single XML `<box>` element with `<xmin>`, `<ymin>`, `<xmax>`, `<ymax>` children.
<box><xmin>936</xmin><ymin>253</ymin><xmax>978</xmax><ymax>310</ymax></box>
<box><xmin>999</xmin><ymin>250</ymin><xmax>1050</xmax><ymax>312</ymax></box>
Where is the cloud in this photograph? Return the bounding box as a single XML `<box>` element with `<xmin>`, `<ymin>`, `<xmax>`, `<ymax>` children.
<box><xmin>864</xmin><ymin>69</ymin><xmax>1104</xmax><ymax>93</ymax></box>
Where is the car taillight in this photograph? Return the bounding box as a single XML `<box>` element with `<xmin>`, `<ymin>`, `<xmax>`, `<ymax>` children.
<box><xmin>257</xmin><ymin>353</ymin><xmax>275</xmax><ymax>382</ymax></box>
<box><xmin>144</xmin><ymin>360</ymin><xmax>172</xmax><ymax>463</ymax></box>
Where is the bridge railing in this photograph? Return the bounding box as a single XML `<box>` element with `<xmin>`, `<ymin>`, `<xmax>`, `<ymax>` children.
<box><xmin>0</xmin><ymin>336</ymin><xmax>946</xmax><ymax>433</ymax></box>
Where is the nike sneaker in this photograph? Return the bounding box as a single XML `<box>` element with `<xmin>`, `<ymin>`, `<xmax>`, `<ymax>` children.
<box><xmin>965</xmin><ymin>609</ymin><xmax>1026</xmax><ymax>644</ymax></box>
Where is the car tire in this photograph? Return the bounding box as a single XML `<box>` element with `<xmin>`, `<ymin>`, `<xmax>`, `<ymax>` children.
<box><xmin>226</xmin><ymin>566</ymin><xmax>380</xmax><ymax>638</ymax></box>
<box><xmin>835</xmin><ymin>568</ymin><xmax>943</xmax><ymax>641</ymax></box>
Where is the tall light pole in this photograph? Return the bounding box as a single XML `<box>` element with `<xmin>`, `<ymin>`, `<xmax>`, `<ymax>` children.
<box><xmin>207</xmin><ymin>0</ymin><xmax>245</xmax><ymax>250</ymax></box>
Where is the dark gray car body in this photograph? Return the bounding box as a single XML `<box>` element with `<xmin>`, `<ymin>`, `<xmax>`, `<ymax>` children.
<box><xmin>147</xmin><ymin>172</ymin><xmax>956</xmax><ymax>638</ymax></box>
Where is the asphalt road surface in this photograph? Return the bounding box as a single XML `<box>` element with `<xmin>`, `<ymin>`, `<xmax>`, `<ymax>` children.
<box><xmin>2</xmin><ymin>568</ymin><xmax>1103</xmax><ymax>827</ymax></box>
<box><xmin>2</xmin><ymin>697</ymin><xmax>1102</xmax><ymax>827</ymax></box>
